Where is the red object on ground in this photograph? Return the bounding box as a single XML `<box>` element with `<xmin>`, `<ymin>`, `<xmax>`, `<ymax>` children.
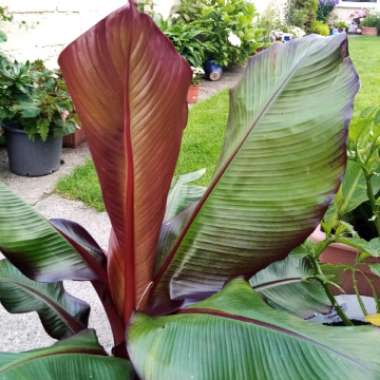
<box><xmin>63</xmin><ymin>128</ymin><xmax>86</xmax><ymax>148</ymax></box>
<box><xmin>187</xmin><ymin>85</ymin><xmax>199</xmax><ymax>104</ymax></box>
<box><xmin>310</xmin><ymin>226</ymin><xmax>380</xmax><ymax>296</ymax></box>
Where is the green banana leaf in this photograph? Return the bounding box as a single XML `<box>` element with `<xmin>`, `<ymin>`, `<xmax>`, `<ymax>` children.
<box><xmin>0</xmin><ymin>182</ymin><xmax>101</xmax><ymax>282</ymax></box>
<box><xmin>164</xmin><ymin>169</ymin><xmax>207</xmax><ymax>221</ymax></box>
<box><xmin>153</xmin><ymin>33</ymin><xmax>359</xmax><ymax>308</ymax></box>
<box><xmin>250</xmin><ymin>255</ymin><xmax>332</xmax><ymax>319</ymax></box>
<box><xmin>340</xmin><ymin>160</ymin><xmax>380</xmax><ymax>215</ymax></box>
<box><xmin>129</xmin><ymin>279</ymin><xmax>380</xmax><ymax>380</ymax></box>
<box><xmin>0</xmin><ymin>260</ymin><xmax>89</xmax><ymax>339</ymax></box>
<box><xmin>0</xmin><ymin>330</ymin><xmax>133</xmax><ymax>379</ymax></box>
<box><xmin>157</xmin><ymin>170</ymin><xmax>207</xmax><ymax>270</ymax></box>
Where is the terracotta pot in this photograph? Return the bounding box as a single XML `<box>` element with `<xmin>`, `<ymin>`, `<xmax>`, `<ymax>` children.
<box><xmin>187</xmin><ymin>85</ymin><xmax>199</xmax><ymax>104</ymax></box>
<box><xmin>362</xmin><ymin>26</ymin><xmax>378</xmax><ymax>36</ymax></box>
<box><xmin>310</xmin><ymin>227</ymin><xmax>380</xmax><ymax>296</ymax></box>
<box><xmin>63</xmin><ymin>128</ymin><xmax>86</xmax><ymax>148</ymax></box>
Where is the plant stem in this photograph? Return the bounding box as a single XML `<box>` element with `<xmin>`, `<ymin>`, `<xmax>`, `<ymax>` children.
<box><xmin>92</xmin><ymin>282</ymin><xmax>127</xmax><ymax>357</ymax></box>
<box><xmin>364</xmin><ymin>172</ymin><xmax>380</xmax><ymax>236</ymax></box>
<box><xmin>352</xmin><ymin>270</ymin><xmax>368</xmax><ymax>317</ymax></box>
<box><xmin>359</xmin><ymin>269</ymin><xmax>380</xmax><ymax>313</ymax></box>
<box><xmin>322</xmin><ymin>280</ymin><xmax>354</xmax><ymax>326</ymax></box>
<box><xmin>309</xmin><ymin>254</ymin><xmax>353</xmax><ymax>326</ymax></box>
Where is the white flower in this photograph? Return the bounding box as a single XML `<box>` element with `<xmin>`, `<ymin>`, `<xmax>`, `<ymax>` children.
<box><xmin>228</xmin><ymin>32</ymin><xmax>241</xmax><ymax>47</ymax></box>
<box><xmin>191</xmin><ymin>66</ymin><xmax>205</xmax><ymax>77</ymax></box>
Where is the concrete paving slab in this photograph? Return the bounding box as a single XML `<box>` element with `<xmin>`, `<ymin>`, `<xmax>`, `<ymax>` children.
<box><xmin>0</xmin><ymin>144</ymin><xmax>90</xmax><ymax>204</ymax></box>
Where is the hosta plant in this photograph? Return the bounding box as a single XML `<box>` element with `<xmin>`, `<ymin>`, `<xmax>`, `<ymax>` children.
<box><xmin>1</xmin><ymin>2</ymin><xmax>378</xmax><ymax>379</ymax></box>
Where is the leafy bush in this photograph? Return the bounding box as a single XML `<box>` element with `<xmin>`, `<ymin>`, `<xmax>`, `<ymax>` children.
<box><xmin>362</xmin><ymin>13</ymin><xmax>380</xmax><ymax>30</ymax></box>
<box><xmin>288</xmin><ymin>0</ymin><xmax>318</xmax><ymax>33</ymax></box>
<box><xmin>157</xmin><ymin>17</ymin><xmax>211</xmax><ymax>72</ymax></box>
<box><xmin>327</xmin><ymin>107</ymin><xmax>380</xmax><ymax>241</ymax></box>
<box><xmin>0</xmin><ymin>6</ymin><xmax>12</xmax><ymax>43</ymax></box>
<box><xmin>334</xmin><ymin>20</ymin><xmax>348</xmax><ymax>31</ymax></box>
<box><xmin>174</xmin><ymin>0</ymin><xmax>265</xmax><ymax>67</ymax></box>
<box><xmin>317</xmin><ymin>0</ymin><xmax>339</xmax><ymax>23</ymax></box>
<box><xmin>0</xmin><ymin>58</ymin><xmax>77</xmax><ymax>141</ymax></box>
<box><xmin>310</xmin><ymin>20</ymin><xmax>330</xmax><ymax>35</ymax></box>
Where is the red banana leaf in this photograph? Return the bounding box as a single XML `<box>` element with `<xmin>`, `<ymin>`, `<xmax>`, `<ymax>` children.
<box><xmin>59</xmin><ymin>2</ymin><xmax>192</xmax><ymax>321</ymax></box>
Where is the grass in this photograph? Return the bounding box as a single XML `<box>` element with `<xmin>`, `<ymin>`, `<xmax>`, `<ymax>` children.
<box><xmin>56</xmin><ymin>36</ymin><xmax>380</xmax><ymax>211</ymax></box>
<box><xmin>56</xmin><ymin>90</ymin><xmax>229</xmax><ymax>211</ymax></box>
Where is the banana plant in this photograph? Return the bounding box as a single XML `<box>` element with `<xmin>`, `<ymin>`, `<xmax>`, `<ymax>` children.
<box><xmin>0</xmin><ymin>2</ymin><xmax>374</xmax><ymax>379</ymax></box>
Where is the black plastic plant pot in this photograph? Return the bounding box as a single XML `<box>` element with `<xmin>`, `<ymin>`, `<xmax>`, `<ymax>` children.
<box><xmin>4</xmin><ymin>126</ymin><xmax>62</xmax><ymax>177</ymax></box>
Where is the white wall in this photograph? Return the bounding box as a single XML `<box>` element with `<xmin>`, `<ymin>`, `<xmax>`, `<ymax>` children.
<box><xmin>1</xmin><ymin>0</ymin><xmax>282</xmax><ymax>67</ymax></box>
<box><xmin>334</xmin><ymin>0</ymin><xmax>380</xmax><ymax>22</ymax></box>
<box><xmin>2</xmin><ymin>0</ymin><xmax>129</xmax><ymax>66</ymax></box>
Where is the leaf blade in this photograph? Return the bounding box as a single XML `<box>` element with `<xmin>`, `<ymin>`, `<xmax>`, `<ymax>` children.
<box><xmin>153</xmin><ymin>34</ymin><xmax>359</xmax><ymax>307</ymax></box>
<box><xmin>0</xmin><ymin>330</ymin><xmax>133</xmax><ymax>379</ymax></box>
<box><xmin>129</xmin><ymin>279</ymin><xmax>380</xmax><ymax>380</ymax></box>
<box><xmin>0</xmin><ymin>182</ymin><xmax>96</xmax><ymax>282</ymax></box>
<box><xmin>0</xmin><ymin>260</ymin><xmax>89</xmax><ymax>339</ymax></box>
<box><xmin>59</xmin><ymin>2</ymin><xmax>192</xmax><ymax>320</ymax></box>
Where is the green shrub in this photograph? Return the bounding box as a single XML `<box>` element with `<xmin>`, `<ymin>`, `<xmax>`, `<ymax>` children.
<box><xmin>317</xmin><ymin>0</ymin><xmax>339</xmax><ymax>23</ymax></box>
<box><xmin>288</xmin><ymin>0</ymin><xmax>318</xmax><ymax>33</ymax></box>
<box><xmin>0</xmin><ymin>6</ymin><xmax>12</xmax><ymax>43</ymax></box>
<box><xmin>174</xmin><ymin>0</ymin><xmax>265</xmax><ymax>67</ymax></box>
<box><xmin>362</xmin><ymin>14</ymin><xmax>380</xmax><ymax>31</ymax></box>
<box><xmin>310</xmin><ymin>20</ymin><xmax>330</xmax><ymax>36</ymax></box>
<box><xmin>0</xmin><ymin>58</ymin><xmax>77</xmax><ymax>141</ymax></box>
<box><xmin>157</xmin><ymin>18</ymin><xmax>211</xmax><ymax>69</ymax></box>
<box><xmin>334</xmin><ymin>20</ymin><xmax>348</xmax><ymax>31</ymax></box>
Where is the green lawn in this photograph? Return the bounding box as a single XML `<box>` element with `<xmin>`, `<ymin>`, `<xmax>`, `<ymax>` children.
<box><xmin>56</xmin><ymin>90</ymin><xmax>229</xmax><ymax>211</ymax></box>
<box><xmin>56</xmin><ymin>36</ymin><xmax>380</xmax><ymax>211</ymax></box>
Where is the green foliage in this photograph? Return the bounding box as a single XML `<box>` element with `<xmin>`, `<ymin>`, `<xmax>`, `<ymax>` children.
<box><xmin>288</xmin><ymin>0</ymin><xmax>318</xmax><ymax>33</ymax></box>
<box><xmin>0</xmin><ymin>58</ymin><xmax>77</xmax><ymax>141</ymax></box>
<box><xmin>327</xmin><ymin>107</ymin><xmax>380</xmax><ymax>240</ymax></box>
<box><xmin>0</xmin><ymin>259</ymin><xmax>90</xmax><ymax>339</ymax></box>
<box><xmin>310</xmin><ymin>20</ymin><xmax>330</xmax><ymax>35</ymax></box>
<box><xmin>157</xmin><ymin>17</ymin><xmax>211</xmax><ymax>71</ymax></box>
<box><xmin>174</xmin><ymin>0</ymin><xmax>264</xmax><ymax>67</ymax></box>
<box><xmin>317</xmin><ymin>0</ymin><xmax>339</xmax><ymax>23</ymax></box>
<box><xmin>0</xmin><ymin>330</ymin><xmax>133</xmax><ymax>379</ymax></box>
<box><xmin>334</xmin><ymin>20</ymin><xmax>348</xmax><ymax>31</ymax></box>
<box><xmin>0</xmin><ymin>6</ymin><xmax>12</xmax><ymax>43</ymax></box>
<box><xmin>129</xmin><ymin>278</ymin><xmax>380</xmax><ymax>380</ymax></box>
<box><xmin>362</xmin><ymin>14</ymin><xmax>380</xmax><ymax>30</ymax></box>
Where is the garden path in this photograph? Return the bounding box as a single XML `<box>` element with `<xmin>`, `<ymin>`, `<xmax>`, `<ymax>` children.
<box><xmin>0</xmin><ymin>67</ymin><xmax>243</xmax><ymax>353</ymax></box>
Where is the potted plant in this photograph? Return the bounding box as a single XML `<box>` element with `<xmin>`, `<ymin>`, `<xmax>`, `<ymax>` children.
<box><xmin>0</xmin><ymin>58</ymin><xmax>76</xmax><ymax>176</ymax></box>
<box><xmin>361</xmin><ymin>14</ymin><xmax>380</xmax><ymax>36</ymax></box>
<box><xmin>175</xmin><ymin>0</ymin><xmax>264</xmax><ymax>68</ymax></box>
<box><xmin>310</xmin><ymin>107</ymin><xmax>380</xmax><ymax>297</ymax></box>
<box><xmin>1</xmin><ymin>4</ymin><xmax>380</xmax><ymax>379</ymax></box>
<box><xmin>187</xmin><ymin>66</ymin><xmax>204</xmax><ymax>104</ymax></box>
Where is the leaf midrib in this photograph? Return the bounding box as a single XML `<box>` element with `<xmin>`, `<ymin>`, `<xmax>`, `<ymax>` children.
<box><xmin>0</xmin><ymin>277</ymin><xmax>83</xmax><ymax>334</ymax></box>
<box><xmin>180</xmin><ymin>307</ymin><xmax>371</xmax><ymax>371</ymax></box>
<box><xmin>0</xmin><ymin>348</ymin><xmax>104</xmax><ymax>374</ymax></box>
<box><xmin>154</xmin><ymin>42</ymin><xmax>310</xmax><ymax>286</ymax></box>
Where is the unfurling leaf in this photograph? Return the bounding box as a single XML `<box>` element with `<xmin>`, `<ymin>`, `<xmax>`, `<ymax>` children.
<box><xmin>59</xmin><ymin>2</ymin><xmax>192</xmax><ymax>320</ymax></box>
